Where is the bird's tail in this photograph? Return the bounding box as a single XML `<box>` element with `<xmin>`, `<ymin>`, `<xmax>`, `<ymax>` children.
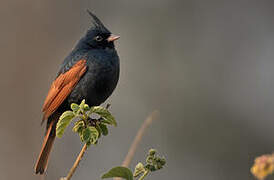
<box><xmin>34</xmin><ymin>120</ymin><xmax>56</xmax><ymax>174</ymax></box>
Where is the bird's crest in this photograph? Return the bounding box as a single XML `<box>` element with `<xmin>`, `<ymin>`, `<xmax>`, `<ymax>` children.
<box><xmin>86</xmin><ymin>9</ymin><xmax>110</xmax><ymax>33</ymax></box>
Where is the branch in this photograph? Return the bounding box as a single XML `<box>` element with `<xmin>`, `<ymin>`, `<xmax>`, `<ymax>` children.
<box><xmin>60</xmin><ymin>143</ymin><xmax>88</xmax><ymax>180</ymax></box>
<box><xmin>122</xmin><ymin>110</ymin><xmax>159</xmax><ymax>167</ymax></box>
<box><xmin>112</xmin><ymin>110</ymin><xmax>159</xmax><ymax>180</ymax></box>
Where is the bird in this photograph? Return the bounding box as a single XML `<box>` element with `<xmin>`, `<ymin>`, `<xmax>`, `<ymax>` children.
<box><xmin>34</xmin><ymin>10</ymin><xmax>120</xmax><ymax>174</ymax></box>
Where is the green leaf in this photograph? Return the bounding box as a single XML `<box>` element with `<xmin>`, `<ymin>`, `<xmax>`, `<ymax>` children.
<box><xmin>144</xmin><ymin>164</ymin><xmax>156</xmax><ymax>172</ymax></box>
<box><xmin>95</xmin><ymin>123</ymin><xmax>102</xmax><ymax>138</ymax></box>
<box><xmin>72</xmin><ymin>121</ymin><xmax>85</xmax><ymax>133</ymax></box>
<box><xmin>148</xmin><ymin>149</ymin><xmax>156</xmax><ymax>156</ymax></box>
<box><xmin>89</xmin><ymin>126</ymin><xmax>99</xmax><ymax>144</ymax></box>
<box><xmin>101</xmin><ymin>166</ymin><xmax>133</xmax><ymax>180</ymax></box>
<box><xmin>101</xmin><ymin>118</ymin><xmax>117</xmax><ymax>127</ymax></box>
<box><xmin>71</xmin><ymin>103</ymin><xmax>80</xmax><ymax>112</ymax></box>
<box><xmin>90</xmin><ymin>106</ymin><xmax>117</xmax><ymax>126</ymax></box>
<box><xmin>82</xmin><ymin>127</ymin><xmax>91</xmax><ymax>143</ymax></box>
<box><xmin>155</xmin><ymin>157</ymin><xmax>166</xmax><ymax>169</ymax></box>
<box><xmin>60</xmin><ymin>111</ymin><xmax>75</xmax><ymax>120</ymax></box>
<box><xmin>81</xmin><ymin>126</ymin><xmax>99</xmax><ymax>145</ymax></box>
<box><xmin>133</xmin><ymin>163</ymin><xmax>145</xmax><ymax>177</ymax></box>
<box><xmin>56</xmin><ymin>111</ymin><xmax>75</xmax><ymax>138</ymax></box>
<box><xmin>99</xmin><ymin>123</ymin><xmax>108</xmax><ymax>136</ymax></box>
<box><xmin>84</xmin><ymin>104</ymin><xmax>90</xmax><ymax>111</ymax></box>
<box><xmin>79</xmin><ymin>99</ymin><xmax>86</xmax><ymax>110</ymax></box>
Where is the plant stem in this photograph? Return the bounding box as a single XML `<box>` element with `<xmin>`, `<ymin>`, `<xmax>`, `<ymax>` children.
<box><xmin>122</xmin><ymin>110</ymin><xmax>159</xmax><ymax>167</ymax></box>
<box><xmin>62</xmin><ymin>143</ymin><xmax>88</xmax><ymax>180</ymax></box>
<box><xmin>114</xmin><ymin>110</ymin><xmax>159</xmax><ymax>180</ymax></box>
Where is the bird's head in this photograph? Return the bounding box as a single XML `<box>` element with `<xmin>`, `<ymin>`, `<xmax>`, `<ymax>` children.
<box><xmin>80</xmin><ymin>10</ymin><xmax>120</xmax><ymax>49</ymax></box>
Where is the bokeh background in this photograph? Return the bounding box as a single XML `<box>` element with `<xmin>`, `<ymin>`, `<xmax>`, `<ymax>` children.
<box><xmin>1</xmin><ymin>0</ymin><xmax>274</xmax><ymax>179</ymax></box>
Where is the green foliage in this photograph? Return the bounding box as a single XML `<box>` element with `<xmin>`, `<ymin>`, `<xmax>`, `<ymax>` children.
<box><xmin>81</xmin><ymin>126</ymin><xmax>99</xmax><ymax>145</ymax></box>
<box><xmin>56</xmin><ymin>111</ymin><xmax>75</xmax><ymax>138</ymax></box>
<box><xmin>102</xmin><ymin>149</ymin><xmax>166</xmax><ymax>180</ymax></box>
<box><xmin>144</xmin><ymin>149</ymin><xmax>166</xmax><ymax>172</ymax></box>
<box><xmin>133</xmin><ymin>163</ymin><xmax>145</xmax><ymax>177</ymax></box>
<box><xmin>102</xmin><ymin>167</ymin><xmax>133</xmax><ymax>180</ymax></box>
<box><xmin>133</xmin><ymin>149</ymin><xmax>166</xmax><ymax>180</ymax></box>
<box><xmin>89</xmin><ymin>106</ymin><xmax>117</xmax><ymax>126</ymax></box>
<box><xmin>56</xmin><ymin>100</ymin><xmax>166</xmax><ymax>180</ymax></box>
<box><xmin>56</xmin><ymin>99</ymin><xmax>117</xmax><ymax>147</ymax></box>
<box><xmin>71</xmin><ymin>103</ymin><xmax>80</xmax><ymax>112</ymax></box>
<box><xmin>99</xmin><ymin>123</ymin><xmax>108</xmax><ymax>136</ymax></box>
<box><xmin>72</xmin><ymin>121</ymin><xmax>85</xmax><ymax>134</ymax></box>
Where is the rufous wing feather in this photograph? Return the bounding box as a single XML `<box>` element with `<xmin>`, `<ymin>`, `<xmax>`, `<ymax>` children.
<box><xmin>42</xmin><ymin>59</ymin><xmax>87</xmax><ymax>122</ymax></box>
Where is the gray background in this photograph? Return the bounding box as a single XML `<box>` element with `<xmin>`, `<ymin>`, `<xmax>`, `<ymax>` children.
<box><xmin>1</xmin><ymin>0</ymin><xmax>274</xmax><ymax>180</ymax></box>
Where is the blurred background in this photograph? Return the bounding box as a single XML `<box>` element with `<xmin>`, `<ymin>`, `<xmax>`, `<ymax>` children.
<box><xmin>1</xmin><ymin>0</ymin><xmax>274</xmax><ymax>179</ymax></box>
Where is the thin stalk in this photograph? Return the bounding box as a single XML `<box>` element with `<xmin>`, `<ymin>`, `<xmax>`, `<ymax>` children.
<box><xmin>61</xmin><ymin>143</ymin><xmax>88</xmax><ymax>180</ymax></box>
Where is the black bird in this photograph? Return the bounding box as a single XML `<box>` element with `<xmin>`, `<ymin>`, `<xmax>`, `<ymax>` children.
<box><xmin>35</xmin><ymin>10</ymin><xmax>120</xmax><ymax>174</ymax></box>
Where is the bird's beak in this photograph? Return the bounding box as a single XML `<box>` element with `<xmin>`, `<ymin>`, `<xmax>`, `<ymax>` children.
<box><xmin>107</xmin><ymin>35</ymin><xmax>120</xmax><ymax>42</ymax></box>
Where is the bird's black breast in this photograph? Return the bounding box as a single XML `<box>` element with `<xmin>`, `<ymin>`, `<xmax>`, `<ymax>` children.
<box><xmin>66</xmin><ymin>48</ymin><xmax>120</xmax><ymax>107</ymax></box>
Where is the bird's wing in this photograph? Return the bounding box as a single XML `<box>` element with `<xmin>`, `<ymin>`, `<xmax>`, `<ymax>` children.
<box><xmin>42</xmin><ymin>59</ymin><xmax>87</xmax><ymax>122</ymax></box>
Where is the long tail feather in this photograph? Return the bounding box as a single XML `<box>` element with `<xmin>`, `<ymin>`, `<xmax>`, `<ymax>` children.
<box><xmin>35</xmin><ymin>120</ymin><xmax>56</xmax><ymax>174</ymax></box>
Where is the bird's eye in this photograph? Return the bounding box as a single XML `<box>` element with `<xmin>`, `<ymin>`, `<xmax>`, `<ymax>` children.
<box><xmin>95</xmin><ymin>35</ymin><xmax>103</xmax><ymax>42</ymax></box>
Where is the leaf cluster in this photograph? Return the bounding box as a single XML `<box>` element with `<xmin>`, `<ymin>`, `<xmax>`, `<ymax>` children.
<box><xmin>101</xmin><ymin>149</ymin><xmax>166</xmax><ymax>180</ymax></box>
<box><xmin>56</xmin><ymin>100</ymin><xmax>116</xmax><ymax>146</ymax></box>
